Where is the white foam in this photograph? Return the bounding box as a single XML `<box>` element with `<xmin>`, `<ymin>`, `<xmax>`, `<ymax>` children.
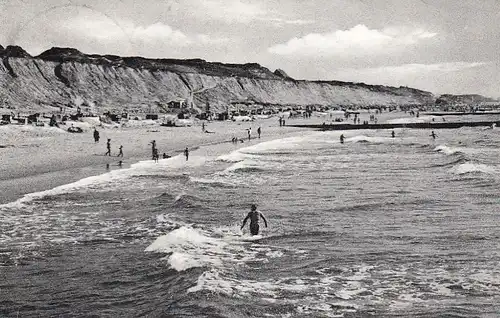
<box><xmin>224</xmin><ymin>159</ymin><xmax>263</xmax><ymax>173</ymax></box>
<box><xmin>450</xmin><ymin>163</ymin><xmax>497</xmax><ymax>175</ymax></box>
<box><xmin>0</xmin><ymin>169</ymin><xmax>128</xmax><ymax>209</ymax></box>
<box><xmin>346</xmin><ymin>135</ymin><xmax>390</xmax><ymax>144</ymax></box>
<box><xmin>167</xmin><ymin>251</ymin><xmax>217</xmax><ymax>272</ymax></box>
<box><xmin>237</xmin><ymin>135</ymin><xmax>311</xmax><ymax>154</ymax></box>
<box><xmin>386</xmin><ymin>115</ymin><xmax>437</xmax><ymax>124</ymax></box>
<box><xmin>188</xmin><ymin>269</ymin><xmax>309</xmax><ymax>297</ymax></box>
<box><xmin>266</xmin><ymin>250</ymin><xmax>284</xmax><ymax>258</ymax></box>
<box><xmin>335</xmin><ymin>287</ymin><xmax>368</xmax><ymax>300</ymax></box>
<box><xmin>239</xmin><ymin>234</ymin><xmax>264</xmax><ymax>242</ymax></box>
<box><xmin>145</xmin><ymin>226</ymin><xmax>228</xmax><ymax>271</ymax></box>
<box><xmin>216</xmin><ymin>151</ymin><xmax>251</xmax><ymax>163</ymax></box>
<box><xmin>1</xmin><ymin>151</ymin><xmax>214</xmax><ymax>208</ymax></box>
<box><xmin>156</xmin><ymin>213</ymin><xmax>173</xmax><ymax>223</ymax></box>
<box><xmin>189</xmin><ymin>175</ymin><xmax>247</xmax><ymax>187</ymax></box>
<box><xmin>129</xmin><ymin>154</ymin><xmax>207</xmax><ymax>174</ymax></box>
<box><xmin>430</xmin><ymin>282</ymin><xmax>454</xmax><ymax>296</ymax></box>
<box><xmin>188</xmin><ymin>270</ymin><xmax>236</xmax><ymax>294</ymax></box>
<box><xmin>145</xmin><ymin>223</ymin><xmax>290</xmax><ymax>273</ymax></box>
<box><xmin>434</xmin><ymin>145</ymin><xmax>462</xmax><ymax>155</ymax></box>
<box><xmin>145</xmin><ymin>227</ymin><xmax>222</xmax><ymax>253</ymax></box>
<box><xmin>174</xmin><ymin>192</ymin><xmax>186</xmax><ymax>202</ymax></box>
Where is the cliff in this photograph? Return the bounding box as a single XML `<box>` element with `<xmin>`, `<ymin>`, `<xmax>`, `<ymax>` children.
<box><xmin>0</xmin><ymin>45</ymin><xmax>437</xmax><ymax>114</ymax></box>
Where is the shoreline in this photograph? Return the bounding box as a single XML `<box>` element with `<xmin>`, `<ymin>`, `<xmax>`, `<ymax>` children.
<box><xmin>0</xmin><ymin>119</ymin><xmax>309</xmax><ymax>205</ymax></box>
<box><xmin>0</xmin><ymin>110</ymin><xmax>429</xmax><ymax>205</ymax></box>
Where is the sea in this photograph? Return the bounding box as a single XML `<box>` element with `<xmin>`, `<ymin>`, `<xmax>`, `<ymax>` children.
<box><xmin>2</xmin><ymin>124</ymin><xmax>500</xmax><ymax>317</ymax></box>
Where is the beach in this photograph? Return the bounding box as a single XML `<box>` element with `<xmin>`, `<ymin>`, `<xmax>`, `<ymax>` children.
<box><xmin>0</xmin><ymin>116</ymin><xmax>306</xmax><ymax>204</ymax></box>
<box><xmin>0</xmin><ymin>110</ymin><xmax>418</xmax><ymax>205</ymax></box>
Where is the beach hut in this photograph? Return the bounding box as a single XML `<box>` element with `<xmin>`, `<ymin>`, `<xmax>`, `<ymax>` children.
<box><xmin>167</xmin><ymin>98</ymin><xmax>186</xmax><ymax>109</ymax></box>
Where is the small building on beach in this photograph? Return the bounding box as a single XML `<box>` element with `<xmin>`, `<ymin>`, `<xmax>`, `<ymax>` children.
<box><xmin>167</xmin><ymin>98</ymin><xmax>187</xmax><ymax>109</ymax></box>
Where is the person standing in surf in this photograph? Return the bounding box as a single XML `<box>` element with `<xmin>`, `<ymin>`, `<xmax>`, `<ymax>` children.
<box><xmin>240</xmin><ymin>204</ymin><xmax>268</xmax><ymax>236</ymax></box>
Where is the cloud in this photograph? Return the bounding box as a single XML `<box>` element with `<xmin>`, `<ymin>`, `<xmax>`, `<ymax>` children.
<box><xmin>268</xmin><ymin>24</ymin><xmax>437</xmax><ymax>57</ymax></box>
<box><xmin>63</xmin><ymin>17</ymin><xmax>191</xmax><ymax>45</ymax></box>
<box><xmin>62</xmin><ymin>16</ymin><xmax>229</xmax><ymax>48</ymax></box>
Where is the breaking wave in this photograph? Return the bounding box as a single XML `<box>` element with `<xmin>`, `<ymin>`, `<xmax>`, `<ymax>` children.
<box><xmin>449</xmin><ymin>163</ymin><xmax>497</xmax><ymax>175</ymax></box>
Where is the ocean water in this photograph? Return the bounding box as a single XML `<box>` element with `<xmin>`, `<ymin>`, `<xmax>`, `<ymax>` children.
<box><xmin>2</xmin><ymin>126</ymin><xmax>500</xmax><ymax>317</ymax></box>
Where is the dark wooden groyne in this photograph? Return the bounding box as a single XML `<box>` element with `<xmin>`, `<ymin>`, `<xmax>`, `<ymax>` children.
<box><xmin>288</xmin><ymin>121</ymin><xmax>500</xmax><ymax>130</ymax></box>
<box><xmin>423</xmin><ymin>111</ymin><xmax>500</xmax><ymax>116</ymax></box>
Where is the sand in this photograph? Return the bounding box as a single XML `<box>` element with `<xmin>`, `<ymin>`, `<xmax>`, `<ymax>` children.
<box><xmin>0</xmin><ymin>111</ymin><xmax>411</xmax><ymax>204</ymax></box>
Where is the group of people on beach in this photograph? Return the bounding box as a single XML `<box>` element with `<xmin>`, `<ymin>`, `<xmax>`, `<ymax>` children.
<box><xmin>93</xmin><ymin>128</ymin><xmax>193</xmax><ymax>165</ymax></box>
<box><xmin>149</xmin><ymin>140</ymin><xmax>189</xmax><ymax>162</ymax></box>
<box><xmin>94</xmin><ymin>121</ymin><xmax>267</xmax><ymax>169</ymax></box>
<box><xmin>231</xmin><ymin>126</ymin><xmax>262</xmax><ymax>144</ymax></box>
<box><xmin>95</xmin><ymin>128</ymin><xmax>125</xmax><ymax>158</ymax></box>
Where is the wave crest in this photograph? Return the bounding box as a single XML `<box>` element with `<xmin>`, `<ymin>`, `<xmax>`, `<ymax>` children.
<box><xmin>449</xmin><ymin>163</ymin><xmax>497</xmax><ymax>175</ymax></box>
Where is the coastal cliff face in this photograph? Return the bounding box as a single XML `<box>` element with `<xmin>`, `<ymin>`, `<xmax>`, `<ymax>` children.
<box><xmin>0</xmin><ymin>45</ymin><xmax>436</xmax><ymax>114</ymax></box>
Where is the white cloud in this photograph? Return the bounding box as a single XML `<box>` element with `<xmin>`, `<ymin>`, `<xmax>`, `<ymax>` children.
<box><xmin>62</xmin><ymin>16</ymin><xmax>229</xmax><ymax>48</ymax></box>
<box><xmin>268</xmin><ymin>24</ymin><xmax>437</xmax><ymax>57</ymax></box>
<box><xmin>62</xmin><ymin>16</ymin><xmax>191</xmax><ymax>45</ymax></box>
<box><xmin>127</xmin><ymin>23</ymin><xmax>191</xmax><ymax>44</ymax></box>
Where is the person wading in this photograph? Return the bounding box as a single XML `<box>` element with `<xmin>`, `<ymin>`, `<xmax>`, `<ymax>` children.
<box><xmin>240</xmin><ymin>204</ymin><xmax>268</xmax><ymax>236</ymax></box>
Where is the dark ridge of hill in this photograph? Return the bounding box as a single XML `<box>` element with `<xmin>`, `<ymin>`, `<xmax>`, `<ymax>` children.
<box><xmin>35</xmin><ymin>47</ymin><xmax>282</xmax><ymax>80</ymax></box>
<box><xmin>0</xmin><ymin>45</ymin><xmax>32</xmax><ymax>58</ymax></box>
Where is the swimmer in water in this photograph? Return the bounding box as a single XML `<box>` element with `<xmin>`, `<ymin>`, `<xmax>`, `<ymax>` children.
<box><xmin>240</xmin><ymin>204</ymin><xmax>268</xmax><ymax>236</ymax></box>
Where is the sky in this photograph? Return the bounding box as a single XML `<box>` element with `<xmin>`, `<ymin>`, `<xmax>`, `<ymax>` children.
<box><xmin>1</xmin><ymin>0</ymin><xmax>500</xmax><ymax>97</ymax></box>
